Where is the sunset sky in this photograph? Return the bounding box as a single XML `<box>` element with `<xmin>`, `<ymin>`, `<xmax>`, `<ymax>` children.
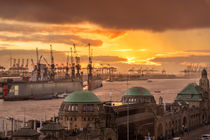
<box><xmin>1</xmin><ymin>0</ymin><xmax>210</xmax><ymax>73</ymax></box>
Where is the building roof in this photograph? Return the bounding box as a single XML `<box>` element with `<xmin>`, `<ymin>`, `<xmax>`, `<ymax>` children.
<box><xmin>12</xmin><ymin>127</ymin><xmax>40</xmax><ymax>137</ymax></box>
<box><xmin>40</xmin><ymin>123</ymin><xmax>64</xmax><ymax>131</ymax></box>
<box><xmin>175</xmin><ymin>83</ymin><xmax>203</xmax><ymax>102</ymax></box>
<box><xmin>178</xmin><ymin>83</ymin><xmax>202</xmax><ymax>95</ymax></box>
<box><xmin>202</xmin><ymin>69</ymin><xmax>207</xmax><ymax>75</ymax></box>
<box><xmin>64</xmin><ymin>90</ymin><xmax>101</xmax><ymax>103</ymax></box>
<box><xmin>124</xmin><ymin>87</ymin><xmax>153</xmax><ymax>97</ymax></box>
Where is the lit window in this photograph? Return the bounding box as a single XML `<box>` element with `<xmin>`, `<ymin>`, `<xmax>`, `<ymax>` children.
<box><xmin>68</xmin><ymin>105</ymin><xmax>71</xmax><ymax>112</ymax></box>
<box><xmin>71</xmin><ymin>105</ymin><xmax>74</xmax><ymax>111</ymax></box>
<box><xmin>75</xmin><ymin>105</ymin><xmax>78</xmax><ymax>112</ymax></box>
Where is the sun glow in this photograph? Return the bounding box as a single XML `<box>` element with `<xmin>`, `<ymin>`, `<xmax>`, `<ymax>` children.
<box><xmin>126</xmin><ymin>57</ymin><xmax>136</xmax><ymax>64</ymax></box>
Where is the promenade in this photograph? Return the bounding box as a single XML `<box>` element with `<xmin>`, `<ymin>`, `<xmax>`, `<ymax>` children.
<box><xmin>183</xmin><ymin>125</ymin><xmax>210</xmax><ymax>140</ymax></box>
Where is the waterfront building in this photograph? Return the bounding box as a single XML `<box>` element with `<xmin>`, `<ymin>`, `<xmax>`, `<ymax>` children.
<box><xmin>57</xmin><ymin>69</ymin><xmax>210</xmax><ymax>140</ymax></box>
<box><xmin>122</xmin><ymin>86</ymin><xmax>156</xmax><ymax>104</ymax></box>
<box><xmin>40</xmin><ymin>123</ymin><xmax>65</xmax><ymax>140</ymax></box>
<box><xmin>8</xmin><ymin>68</ymin><xmax>210</xmax><ymax>140</ymax></box>
<box><xmin>12</xmin><ymin>127</ymin><xmax>40</xmax><ymax>140</ymax></box>
<box><xmin>58</xmin><ymin>90</ymin><xmax>114</xmax><ymax>139</ymax></box>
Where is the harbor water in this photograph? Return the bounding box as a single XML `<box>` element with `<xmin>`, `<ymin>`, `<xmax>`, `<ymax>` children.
<box><xmin>0</xmin><ymin>78</ymin><xmax>199</xmax><ymax>131</ymax></box>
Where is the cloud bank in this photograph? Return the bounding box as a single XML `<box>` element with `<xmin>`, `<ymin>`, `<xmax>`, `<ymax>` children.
<box><xmin>1</xmin><ymin>0</ymin><xmax>210</xmax><ymax>31</ymax></box>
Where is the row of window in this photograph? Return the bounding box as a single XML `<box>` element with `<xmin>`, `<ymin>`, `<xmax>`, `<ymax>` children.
<box><xmin>60</xmin><ymin>104</ymin><xmax>103</xmax><ymax>112</ymax></box>
<box><xmin>122</xmin><ymin>97</ymin><xmax>154</xmax><ymax>103</ymax></box>
<box><xmin>68</xmin><ymin>105</ymin><xmax>78</xmax><ymax>112</ymax></box>
<box><xmin>60</xmin><ymin>116</ymin><xmax>98</xmax><ymax>122</ymax></box>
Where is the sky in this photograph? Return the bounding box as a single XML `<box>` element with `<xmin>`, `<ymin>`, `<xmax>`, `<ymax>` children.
<box><xmin>1</xmin><ymin>0</ymin><xmax>210</xmax><ymax>73</ymax></box>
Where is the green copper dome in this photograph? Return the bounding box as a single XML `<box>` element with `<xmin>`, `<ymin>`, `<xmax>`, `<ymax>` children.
<box><xmin>124</xmin><ymin>87</ymin><xmax>153</xmax><ymax>97</ymax></box>
<box><xmin>64</xmin><ymin>90</ymin><xmax>101</xmax><ymax>103</ymax></box>
<box><xmin>175</xmin><ymin>83</ymin><xmax>202</xmax><ymax>102</ymax></box>
<box><xmin>202</xmin><ymin>69</ymin><xmax>207</xmax><ymax>75</ymax></box>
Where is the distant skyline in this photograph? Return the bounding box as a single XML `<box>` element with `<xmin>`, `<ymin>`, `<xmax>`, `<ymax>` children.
<box><xmin>1</xmin><ymin>0</ymin><xmax>210</xmax><ymax>73</ymax></box>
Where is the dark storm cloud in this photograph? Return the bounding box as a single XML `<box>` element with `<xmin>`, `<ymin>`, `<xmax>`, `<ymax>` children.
<box><xmin>151</xmin><ymin>55</ymin><xmax>210</xmax><ymax>64</ymax></box>
<box><xmin>0</xmin><ymin>22</ymin><xmax>126</xmax><ymax>38</ymax></box>
<box><xmin>0</xmin><ymin>34</ymin><xmax>102</xmax><ymax>46</ymax></box>
<box><xmin>1</xmin><ymin>0</ymin><xmax>210</xmax><ymax>31</ymax></box>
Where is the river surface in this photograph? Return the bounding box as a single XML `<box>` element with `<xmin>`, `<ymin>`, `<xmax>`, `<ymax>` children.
<box><xmin>0</xmin><ymin>78</ymin><xmax>199</xmax><ymax>130</ymax></box>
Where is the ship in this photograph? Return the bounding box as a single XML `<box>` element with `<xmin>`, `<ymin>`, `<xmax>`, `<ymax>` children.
<box><xmin>1</xmin><ymin>44</ymin><xmax>102</xmax><ymax>101</ymax></box>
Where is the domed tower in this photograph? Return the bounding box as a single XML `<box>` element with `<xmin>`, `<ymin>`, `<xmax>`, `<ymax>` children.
<box><xmin>58</xmin><ymin>90</ymin><xmax>105</xmax><ymax>131</ymax></box>
<box><xmin>122</xmin><ymin>87</ymin><xmax>156</xmax><ymax>104</ymax></box>
<box><xmin>199</xmin><ymin>69</ymin><xmax>209</xmax><ymax>93</ymax></box>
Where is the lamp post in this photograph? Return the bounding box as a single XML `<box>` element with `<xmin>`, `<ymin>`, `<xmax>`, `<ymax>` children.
<box><xmin>127</xmin><ymin>102</ymin><xmax>129</xmax><ymax>140</ymax></box>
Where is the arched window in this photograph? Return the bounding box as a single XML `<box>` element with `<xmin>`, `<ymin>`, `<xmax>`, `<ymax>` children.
<box><xmin>75</xmin><ymin>105</ymin><xmax>78</xmax><ymax>112</ymax></box>
<box><xmin>97</xmin><ymin>105</ymin><xmax>100</xmax><ymax>111</ymax></box>
<box><xmin>68</xmin><ymin>105</ymin><xmax>71</xmax><ymax>112</ymax></box>
<box><xmin>60</xmin><ymin>104</ymin><xmax>65</xmax><ymax>111</ymax></box>
<box><xmin>83</xmin><ymin>105</ymin><xmax>86</xmax><ymax>112</ymax></box>
<box><xmin>71</xmin><ymin>105</ymin><xmax>75</xmax><ymax>111</ymax></box>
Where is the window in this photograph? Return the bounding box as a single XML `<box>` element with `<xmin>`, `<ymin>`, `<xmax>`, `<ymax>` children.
<box><xmin>68</xmin><ymin>105</ymin><xmax>71</xmax><ymax>112</ymax></box>
<box><xmin>71</xmin><ymin>105</ymin><xmax>75</xmax><ymax>111</ymax></box>
<box><xmin>83</xmin><ymin>104</ymin><xmax>94</xmax><ymax>112</ymax></box>
<box><xmin>75</xmin><ymin>105</ymin><xmax>78</xmax><ymax>112</ymax></box>
<box><xmin>60</xmin><ymin>104</ymin><xmax>65</xmax><ymax>111</ymax></box>
<box><xmin>97</xmin><ymin>105</ymin><xmax>100</xmax><ymax>111</ymax></box>
<box><xmin>83</xmin><ymin>105</ymin><xmax>86</xmax><ymax>112</ymax></box>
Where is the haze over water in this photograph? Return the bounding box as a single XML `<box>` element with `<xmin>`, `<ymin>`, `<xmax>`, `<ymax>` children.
<box><xmin>0</xmin><ymin>78</ymin><xmax>199</xmax><ymax>130</ymax></box>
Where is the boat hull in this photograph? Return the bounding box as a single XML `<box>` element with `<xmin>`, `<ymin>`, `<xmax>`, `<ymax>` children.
<box><xmin>3</xmin><ymin>81</ymin><xmax>83</xmax><ymax>101</ymax></box>
<box><xmin>91</xmin><ymin>79</ymin><xmax>103</xmax><ymax>90</ymax></box>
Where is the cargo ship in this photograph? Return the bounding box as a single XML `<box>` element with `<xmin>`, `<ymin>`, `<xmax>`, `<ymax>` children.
<box><xmin>1</xmin><ymin>44</ymin><xmax>102</xmax><ymax>101</ymax></box>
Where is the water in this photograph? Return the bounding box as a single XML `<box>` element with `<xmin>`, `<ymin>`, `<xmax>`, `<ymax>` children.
<box><xmin>0</xmin><ymin>78</ymin><xmax>199</xmax><ymax>131</ymax></box>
